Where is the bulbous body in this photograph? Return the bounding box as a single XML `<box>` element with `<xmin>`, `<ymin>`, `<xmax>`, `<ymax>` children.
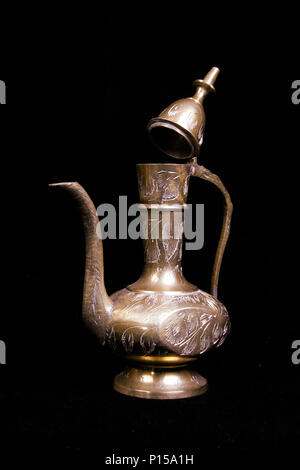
<box><xmin>105</xmin><ymin>163</ymin><xmax>231</xmax><ymax>368</ymax></box>
<box><xmin>107</xmin><ymin>288</ymin><xmax>230</xmax><ymax>359</ymax></box>
<box><xmin>51</xmin><ymin>161</ymin><xmax>232</xmax><ymax>398</ymax></box>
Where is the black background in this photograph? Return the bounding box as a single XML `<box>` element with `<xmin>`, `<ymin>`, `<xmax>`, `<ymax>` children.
<box><xmin>1</xmin><ymin>1</ymin><xmax>299</xmax><ymax>454</ymax></box>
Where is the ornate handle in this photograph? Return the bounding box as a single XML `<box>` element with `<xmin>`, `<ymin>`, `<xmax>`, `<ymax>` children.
<box><xmin>191</xmin><ymin>164</ymin><xmax>233</xmax><ymax>299</ymax></box>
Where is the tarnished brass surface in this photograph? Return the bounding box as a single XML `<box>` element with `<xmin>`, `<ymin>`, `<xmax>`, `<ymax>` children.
<box><xmin>147</xmin><ymin>67</ymin><xmax>219</xmax><ymax>159</ymax></box>
<box><xmin>192</xmin><ymin>164</ymin><xmax>233</xmax><ymax>298</ymax></box>
<box><xmin>50</xmin><ymin>67</ymin><xmax>233</xmax><ymax>399</ymax></box>
<box><xmin>49</xmin><ymin>182</ymin><xmax>113</xmax><ymax>343</ymax></box>
<box><xmin>125</xmin><ymin>355</ymin><xmax>197</xmax><ymax>365</ymax></box>
<box><xmin>114</xmin><ymin>367</ymin><xmax>208</xmax><ymax>399</ymax></box>
<box><xmin>106</xmin><ymin>163</ymin><xmax>231</xmax><ymax>367</ymax></box>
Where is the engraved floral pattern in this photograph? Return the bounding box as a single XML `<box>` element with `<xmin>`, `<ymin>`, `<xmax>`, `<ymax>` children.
<box><xmin>137</xmin><ymin>165</ymin><xmax>191</xmax><ymax>204</ymax></box>
<box><xmin>106</xmin><ymin>323</ymin><xmax>157</xmax><ymax>355</ymax></box>
<box><xmin>106</xmin><ymin>288</ymin><xmax>230</xmax><ymax>357</ymax></box>
<box><xmin>104</xmin><ymin>163</ymin><xmax>232</xmax><ymax>359</ymax></box>
<box><xmin>159</xmin><ymin>307</ymin><xmax>230</xmax><ymax>356</ymax></box>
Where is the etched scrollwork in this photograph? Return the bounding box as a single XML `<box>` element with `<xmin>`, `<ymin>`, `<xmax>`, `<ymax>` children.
<box><xmin>107</xmin><ymin>288</ymin><xmax>230</xmax><ymax>357</ymax></box>
<box><xmin>159</xmin><ymin>306</ymin><xmax>230</xmax><ymax>356</ymax></box>
<box><xmin>106</xmin><ymin>321</ymin><xmax>157</xmax><ymax>355</ymax></box>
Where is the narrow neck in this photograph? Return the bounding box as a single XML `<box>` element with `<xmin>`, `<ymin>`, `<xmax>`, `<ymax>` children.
<box><xmin>143</xmin><ymin>206</ymin><xmax>183</xmax><ymax>263</ymax></box>
<box><xmin>128</xmin><ymin>163</ymin><xmax>198</xmax><ymax>293</ymax></box>
<box><xmin>128</xmin><ymin>205</ymin><xmax>197</xmax><ymax>293</ymax></box>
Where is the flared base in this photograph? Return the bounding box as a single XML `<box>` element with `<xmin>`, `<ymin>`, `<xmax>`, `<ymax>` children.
<box><xmin>113</xmin><ymin>366</ymin><xmax>207</xmax><ymax>399</ymax></box>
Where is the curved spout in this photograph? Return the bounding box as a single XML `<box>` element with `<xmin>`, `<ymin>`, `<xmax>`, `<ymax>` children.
<box><xmin>49</xmin><ymin>182</ymin><xmax>113</xmax><ymax>343</ymax></box>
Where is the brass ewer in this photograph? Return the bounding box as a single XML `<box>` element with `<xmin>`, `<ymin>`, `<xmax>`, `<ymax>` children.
<box><xmin>51</xmin><ymin>67</ymin><xmax>233</xmax><ymax>399</ymax></box>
